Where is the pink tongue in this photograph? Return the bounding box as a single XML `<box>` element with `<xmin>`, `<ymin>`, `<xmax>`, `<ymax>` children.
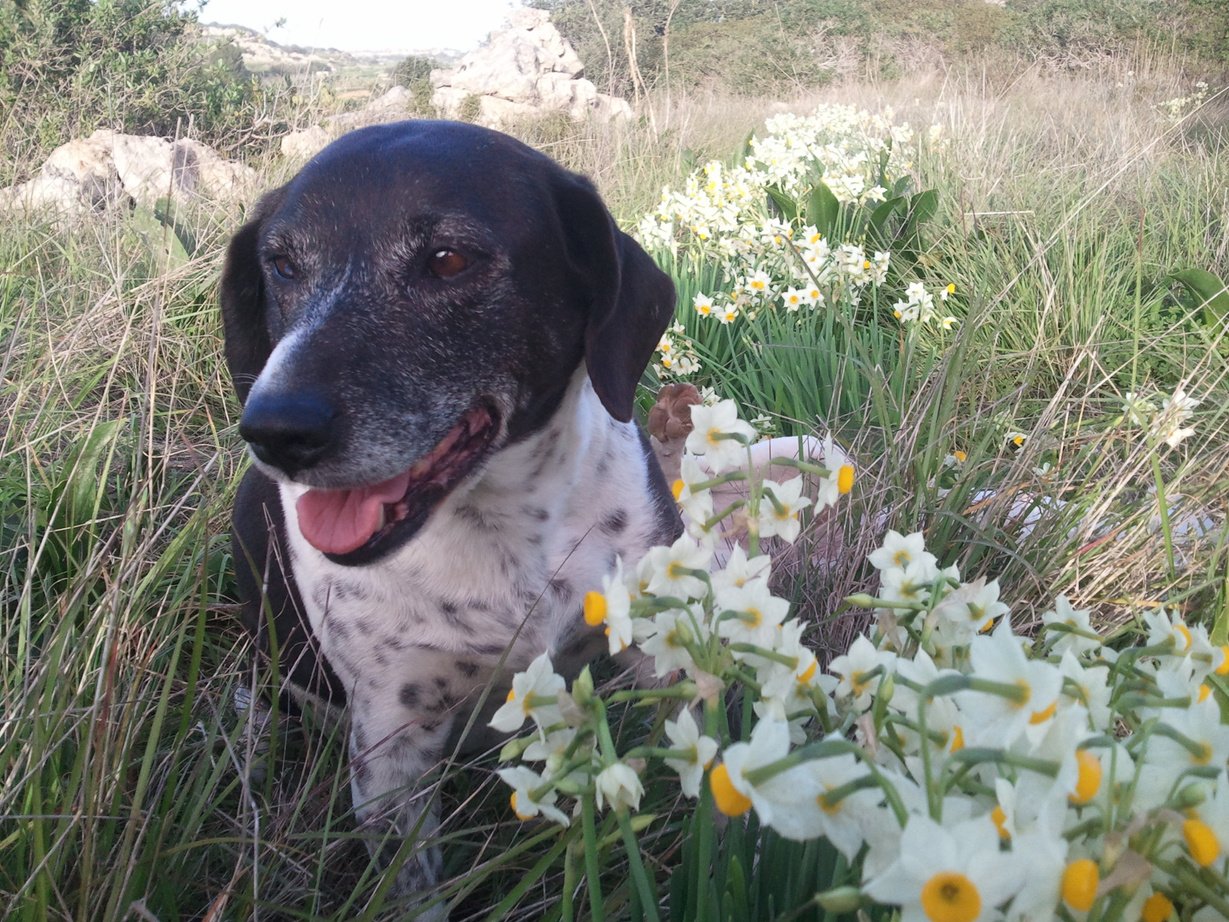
<box><xmin>296</xmin><ymin>471</ymin><xmax>412</xmax><ymax>555</ymax></box>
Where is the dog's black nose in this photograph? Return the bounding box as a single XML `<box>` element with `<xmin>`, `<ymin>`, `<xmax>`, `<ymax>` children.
<box><xmin>240</xmin><ymin>392</ymin><xmax>337</xmax><ymax>474</ymax></box>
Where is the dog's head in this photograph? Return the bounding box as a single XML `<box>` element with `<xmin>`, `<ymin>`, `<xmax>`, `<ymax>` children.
<box><xmin>221</xmin><ymin>120</ymin><xmax>675</xmax><ymax>565</ymax></box>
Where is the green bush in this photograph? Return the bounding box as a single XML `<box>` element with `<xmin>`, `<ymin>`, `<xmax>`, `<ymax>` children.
<box><xmin>391</xmin><ymin>53</ymin><xmax>438</xmax><ymax>113</ymax></box>
<box><xmin>0</xmin><ymin>0</ymin><xmax>268</xmax><ymax>182</ymax></box>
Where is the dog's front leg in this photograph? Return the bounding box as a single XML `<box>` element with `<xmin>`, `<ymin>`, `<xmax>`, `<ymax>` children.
<box><xmin>348</xmin><ymin>656</ymin><xmax>466</xmax><ymax>918</ymax></box>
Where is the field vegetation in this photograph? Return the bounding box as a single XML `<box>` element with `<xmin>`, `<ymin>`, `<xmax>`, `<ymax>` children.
<box><xmin>1</xmin><ymin>0</ymin><xmax>1228</xmax><ymax>919</ymax></box>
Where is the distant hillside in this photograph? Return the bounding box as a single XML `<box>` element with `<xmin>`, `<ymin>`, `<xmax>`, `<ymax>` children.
<box><xmin>199</xmin><ymin>23</ymin><xmax>461</xmax><ymax>77</ymax></box>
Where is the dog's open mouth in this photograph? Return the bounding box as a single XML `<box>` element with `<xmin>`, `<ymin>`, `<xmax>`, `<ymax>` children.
<box><xmin>295</xmin><ymin>402</ymin><xmax>499</xmax><ymax>564</ymax></box>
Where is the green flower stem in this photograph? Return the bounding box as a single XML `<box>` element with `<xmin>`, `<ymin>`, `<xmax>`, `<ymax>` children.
<box><xmin>701</xmin><ymin>499</ymin><xmax>746</xmax><ymax>533</ymax></box>
<box><xmin>709</xmin><ymin>431</ymin><xmax>752</xmax><ymax>444</ymax></box>
<box><xmin>727</xmin><ymin>642</ymin><xmax>800</xmax><ymax>668</ymax></box>
<box><xmin>1148</xmin><ymin>447</ymin><xmax>1178</xmax><ymax>580</ymax></box>
<box><xmin>767</xmin><ymin>457</ymin><xmax>834</xmax><ymax>478</ymax></box>
<box><xmin>626</xmin><ymin>745</ymin><xmax>705</xmax><ymax>762</ymax></box>
<box><xmin>592</xmin><ymin>700</ymin><xmax>660</xmax><ymax>922</ymax></box>
<box><xmin>608</xmin><ymin>683</ymin><xmax>700</xmax><ymax>705</ymax></box>
<box><xmin>616</xmin><ymin>808</ymin><xmax>661</xmax><ymax>922</ymax></box>
<box><xmin>885</xmin><ymin>714</ymin><xmax>949</xmax><ymax>747</ymax></box>
<box><xmin>581</xmin><ymin>795</ymin><xmax>605</xmax><ymax>922</ymax></box>
<box><xmin>741</xmin><ymin>737</ymin><xmax>908</xmax><ymax>826</ymax></box>
<box><xmin>928</xmin><ymin>673</ymin><xmax>1028</xmax><ymax>704</ymax></box>
<box><xmin>686</xmin><ymin>471</ymin><xmax>748</xmax><ymax>493</ymax></box>
<box><xmin>1150</xmin><ymin>722</ymin><xmax>1214</xmax><ymax>761</ymax></box>
<box><xmin>916</xmin><ymin>688</ymin><xmax>939</xmax><ymax>819</ymax></box>
<box><xmin>949</xmin><ymin>747</ymin><xmax>1060</xmax><ymax>777</ymax></box>
<box><xmin>693</xmin><ymin>699</ymin><xmax>719</xmax><ymax>920</ymax></box>
<box><xmin>844</xmin><ymin>593</ymin><xmax>928</xmax><ymax>611</ymax></box>
<box><xmin>562</xmin><ymin>839</ymin><xmax>578</xmax><ymax>922</ymax></box>
<box><xmin>816</xmin><ymin>774</ymin><xmax>883</xmax><ymax>810</ymax></box>
<box><xmin>1160</xmin><ymin>861</ymin><xmax>1229</xmax><ymax>918</ymax></box>
<box><xmin>762</xmin><ymin>486</ymin><xmax>788</xmax><ymax>516</ymax></box>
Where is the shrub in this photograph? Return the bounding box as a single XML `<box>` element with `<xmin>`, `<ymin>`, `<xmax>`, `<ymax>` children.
<box><xmin>0</xmin><ymin>0</ymin><xmax>268</xmax><ymax>181</ymax></box>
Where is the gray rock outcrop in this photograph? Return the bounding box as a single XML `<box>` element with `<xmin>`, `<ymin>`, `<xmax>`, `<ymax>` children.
<box><xmin>1</xmin><ymin>129</ymin><xmax>256</xmax><ymax>216</ymax></box>
<box><xmin>431</xmin><ymin>8</ymin><xmax>632</xmax><ymax>125</ymax></box>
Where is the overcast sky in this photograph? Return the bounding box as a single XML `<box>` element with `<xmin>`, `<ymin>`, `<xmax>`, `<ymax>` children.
<box><xmin>197</xmin><ymin>0</ymin><xmax>522</xmax><ymax>52</ymax></box>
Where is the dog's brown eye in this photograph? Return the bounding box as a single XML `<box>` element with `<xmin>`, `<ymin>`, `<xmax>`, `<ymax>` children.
<box><xmin>271</xmin><ymin>255</ymin><xmax>297</xmax><ymax>280</ymax></box>
<box><xmin>428</xmin><ymin>248</ymin><xmax>469</xmax><ymax>279</ymax></box>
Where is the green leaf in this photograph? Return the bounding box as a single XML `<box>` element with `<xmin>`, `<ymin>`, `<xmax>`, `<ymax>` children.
<box><xmin>806</xmin><ymin>181</ymin><xmax>840</xmax><ymax>238</ymax></box>
<box><xmin>766</xmin><ymin>185</ymin><xmax>798</xmax><ymax>223</ymax></box>
<box><xmin>868</xmin><ymin>195</ymin><xmax>905</xmax><ymax>236</ymax></box>
<box><xmin>1168</xmin><ymin>268</ymin><xmax>1229</xmax><ymax>331</ymax></box>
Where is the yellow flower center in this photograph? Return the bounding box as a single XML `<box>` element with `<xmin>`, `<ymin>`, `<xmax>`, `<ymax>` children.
<box><xmin>1193</xmin><ymin>741</ymin><xmax>1212</xmax><ymax>765</ymax></box>
<box><xmin>510</xmin><ymin>791</ymin><xmax>535</xmax><ymax>821</ymax></box>
<box><xmin>892</xmin><ymin>549</ymin><xmax>912</xmax><ymax>567</ymax></box>
<box><xmin>671</xmin><ymin>479</ymin><xmax>685</xmax><ymax>500</ymax></box>
<box><xmin>919</xmin><ymin>871</ymin><xmax>981</xmax><ymax>922</ymax></box>
<box><xmin>505</xmin><ymin>687</ymin><xmax>517</xmax><ymax>703</ymax></box>
<box><xmin>583</xmin><ymin>591</ymin><xmax>607</xmax><ymax>627</ymax></box>
<box><xmin>991</xmin><ymin>805</ymin><xmax>1009</xmax><ymax>839</ymax></box>
<box><xmin>1141</xmin><ymin>893</ymin><xmax>1175</xmax><ymax>922</ymax></box>
<box><xmin>1217</xmin><ymin>645</ymin><xmax>1229</xmax><ymax>676</ymax></box>
<box><xmin>1199</xmin><ymin>683</ymin><xmax>1211</xmax><ymax>703</ymax></box>
<box><xmin>1070</xmin><ymin>750</ymin><xmax>1102</xmax><ymax>805</ymax></box>
<box><xmin>948</xmin><ymin>725</ymin><xmax>965</xmax><ymax>753</ymax></box>
<box><xmin>745</xmin><ymin>607</ymin><xmax>763</xmax><ymax>629</ymax></box>
<box><xmin>710</xmin><ymin>763</ymin><xmax>752</xmax><ymax>817</ymax></box>
<box><xmin>1175</xmin><ymin>622</ymin><xmax>1192</xmax><ymax>651</ymax></box>
<box><xmin>1029</xmin><ymin>699</ymin><xmax>1057</xmax><ymax>725</ymax></box>
<box><xmin>837</xmin><ymin>465</ymin><xmax>855</xmax><ymax>494</ymax></box>
<box><xmin>1061</xmin><ymin>858</ymin><xmax>1098</xmax><ymax>911</ymax></box>
<box><xmin>1012</xmin><ymin>434</ymin><xmax>1024</xmax><ymax>447</ymax></box>
<box><xmin>1184</xmin><ymin>817</ymin><xmax>1220</xmax><ymax>867</ymax></box>
<box><xmin>817</xmin><ymin>787</ymin><xmax>841</xmax><ymax>815</ymax></box>
<box><xmin>952</xmin><ymin>450</ymin><xmax>967</xmax><ymax>462</ymax></box>
<box><xmin>796</xmin><ymin>659</ymin><xmax>818</xmax><ymax>685</ymax></box>
<box><xmin>946</xmin><ymin>283</ymin><xmax>956</xmax><ymax>294</ymax></box>
<box><xmin>1012</xmin><ymin>679</ymin><xmax>1033</xmax><ymax>710</ymax></box>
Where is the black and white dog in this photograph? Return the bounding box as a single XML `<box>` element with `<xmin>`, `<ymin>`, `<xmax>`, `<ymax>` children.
<box><xmin>221</xmin><ymin>120</ymin><xmax>681</xmax><ymax>907</ymax></box>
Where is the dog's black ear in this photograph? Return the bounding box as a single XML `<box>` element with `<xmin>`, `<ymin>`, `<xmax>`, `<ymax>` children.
<box><xmin>554</xmin><ymin>173</ymin><xmax>677</xmax><ymax>423</ymax></box>
<box><xmin>220</xmin><ymin>188</ymin><xmax>285</xmax><ymax>405</ymax></box>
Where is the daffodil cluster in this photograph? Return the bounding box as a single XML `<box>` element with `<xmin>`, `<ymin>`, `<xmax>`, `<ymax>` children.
<box><xmin>1122</xmin><ymin>386</ymin><xmax>1202</xmax><ymax>449</ymax></box>
<box><xmin>635</xmin><ymin>104</ymin><xmax>957</xmax><ymax>380</ymax></box>
<box><xmin>493</xmin><ymin>401</ymin><xmax>1229</xmax><ymax>921</ymax></box>
<box><xmin>490</xmin><ymin>399</ymin><xmax>853</xmax><ymax>829</ymax></box>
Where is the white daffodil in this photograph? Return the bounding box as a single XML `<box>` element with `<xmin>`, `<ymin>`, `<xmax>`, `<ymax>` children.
<box><xmin>828</xmin><ymin>635</ymin><xmax>895</xmax><ymax>712</ymax></box>
<box><xmin>1154</xmin><ymin>387</ymin><xmax>1200</xmax><ymax>448</ymax></box>
<box><xmin>674</xmin><ymin>454</ymin><xmax>715</xmax><ymax>533</ymax></box>
<box><xmin>497</xmin><ymin>765</ymin><xmax>570</xmax><ymax>826</ymax></box>
<box><xmin>869</xmin><ymin>530</ymin><xmax>936</xmax><ymax>574</ymax></box>
<box><xmin>664</xmin><ymin>708</ymin><xmax>719</xmax><ymax>798</ymax></box>
<box><xmin>864</xmin><ymin>813</ymin><xmax>1020</xmax><ymax>922</ymax></box>
<box><xmin>756</xmin><ymin>476</ymin><xmax>812</xmax><ymax>543</ymax></box>
<box><xmin>638</xmin><ymin>533</ymin><xmax>711</xmax><ymax>601</ymax></box>
<box><xmin>638</xmin><ymin>606</ymin><xmax>703</xmax><ymax>677</ymax></box>
<box><xmin>489</xmin><ymin>652</ymin><xmax>565</xmax><ymax>735</ymax></box>
<box><xmin>956</xmin><ymin>620</ymin><xmax>1063</xmax><ymax>748</ymax></box>
<box><xmin>763</xmin><ymin>748</ymin><xmax>879</xmax><ymax>859</ymax></box>
<box><xmin>1057</xmin><ymin>650</ymin><xmax>1112</xmax><ymax>730</ymax></box>
<box><xmin>595</xmin><ymin>761</ymin><xmax>644</xmax><ymax>812</ymax></box>
<box><xmin>715</xmin><ymin>579</ymin><xmax>790</xmax><ymax>651</ymax></box>
<box><xmin>710</xmin><ymin>544</ymin><xmax>772</xmax><ymax>595</ymax></box>
<box><xmin>1041</xmin><ymin>594</ymin><xmax>1101</xmax><ymax>656</ymax></box>
<box><xmin>685</xmin><ymin>399</ymin><xmax>756</xmax><ymax>473</ymax></box>
<box><xmin>930</xmin><ymin>577</ymin><xmax>1010</xmax><ymax>646</ymax></box>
